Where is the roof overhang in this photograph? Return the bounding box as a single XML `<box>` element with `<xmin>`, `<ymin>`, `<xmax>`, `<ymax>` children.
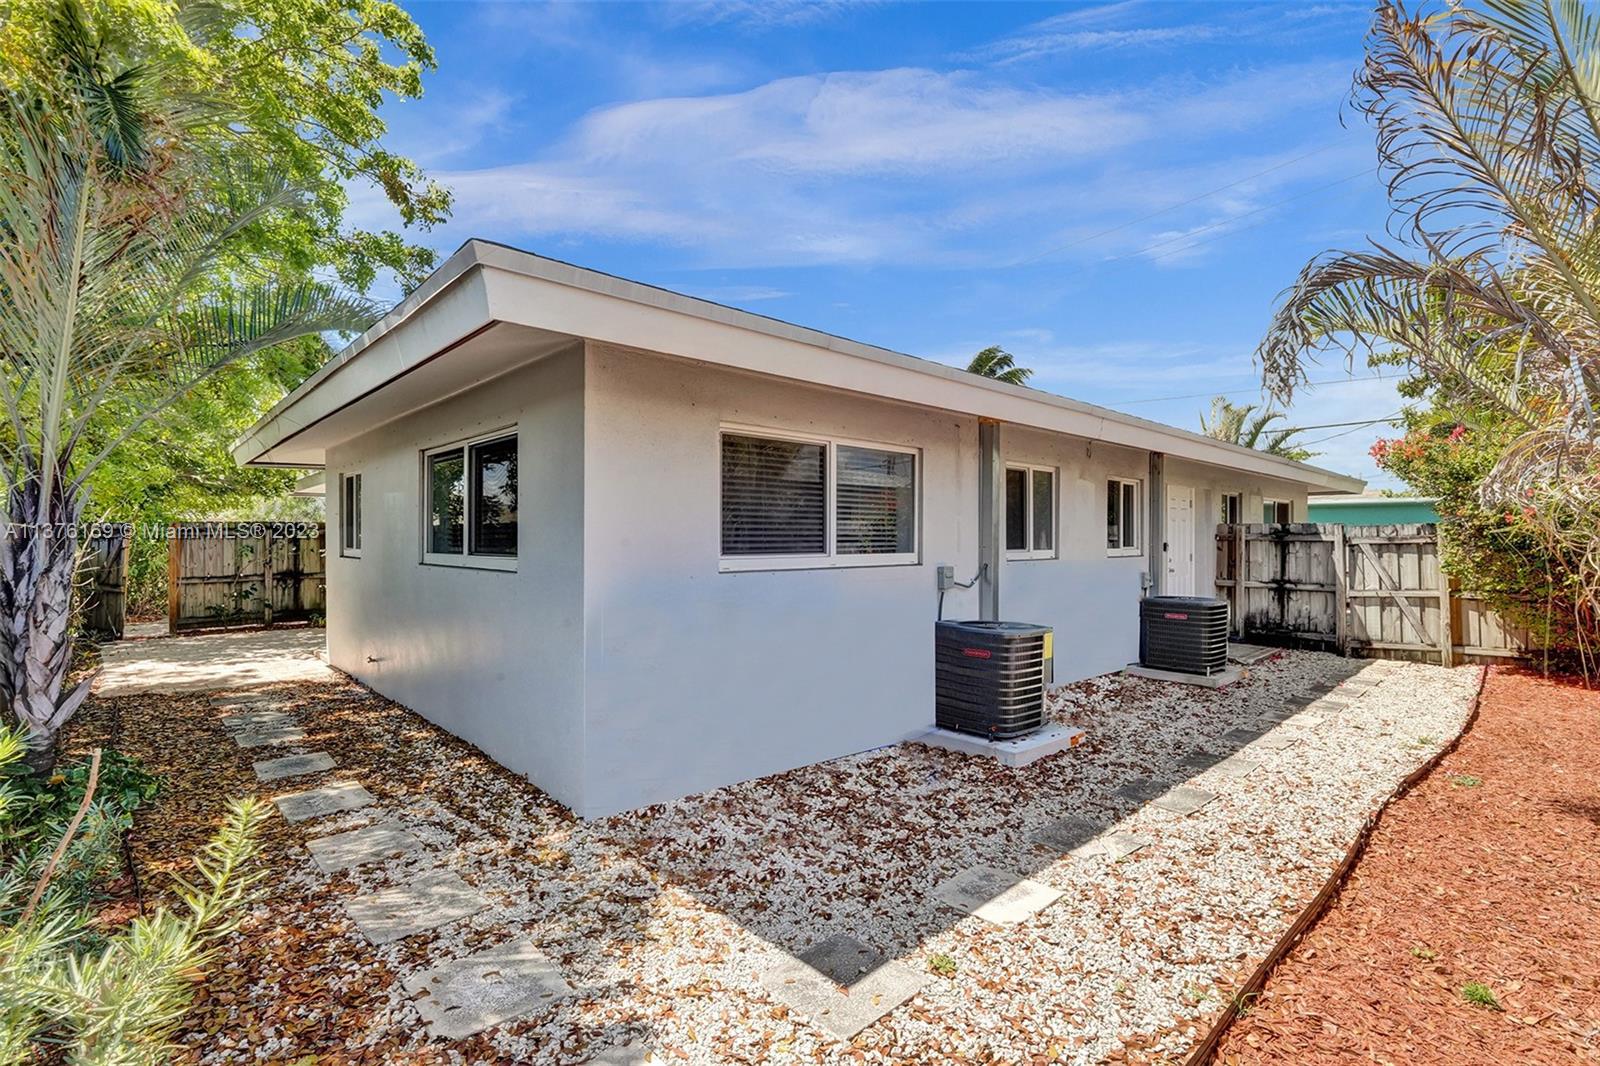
<box><xmin>235</xmin><ymin>239</ymin><xmax>1366</xmax><ymax>494</ymax></box>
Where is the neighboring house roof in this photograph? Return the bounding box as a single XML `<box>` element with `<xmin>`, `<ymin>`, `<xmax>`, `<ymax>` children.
<box><xmin>1308</xmin><ymin>494</ymin><xmax>1439</xmax><ymax>523</ymax></box>
<box><xmin>233</xmin><ymin>239</ymin><xmax>1366</xmax><ymax>494</ymax></box>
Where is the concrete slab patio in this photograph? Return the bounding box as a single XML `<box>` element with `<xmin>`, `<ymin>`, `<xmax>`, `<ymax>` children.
<box><xmin>96</xmin><ymin>627</ymin><xmax>332</xmax><ymax>696</ymax></box>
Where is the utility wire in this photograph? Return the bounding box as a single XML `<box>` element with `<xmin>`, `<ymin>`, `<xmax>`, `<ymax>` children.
<box><xmin>1108</xmin><ymin>371</ymin><xmax>1406</xmax><ymax>407</ymax></box>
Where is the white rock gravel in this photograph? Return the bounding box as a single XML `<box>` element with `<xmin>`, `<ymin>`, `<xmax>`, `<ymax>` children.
<box><xmin>201</xmin><ymin>651</ymin><xmax>1478</xmax><ymax>1065</ymax></box>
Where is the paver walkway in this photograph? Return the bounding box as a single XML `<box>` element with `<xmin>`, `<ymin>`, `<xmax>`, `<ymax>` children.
<box><xmin>94</xmin><ymin>626</ymin><xmax>584</xmax><ymax>1047</ymax></box>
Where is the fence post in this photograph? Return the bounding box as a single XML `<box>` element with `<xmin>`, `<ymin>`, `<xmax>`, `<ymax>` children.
<box><xmin>1330</xmin><ymin>524</ymin><xmax>1348</xmax><ymax>655</ymax></box>
<box><xmin>1436</xmin><ymin>549</ymin><xmax>1454</xmax><ymax>668</ymax></box>
<box><xmin>1232</xmin><ymin>524</ymin><xmax>1245</xmax><ymax>638</ymax></box>
<box><xmin>166</xmin><ymin>526</ymin><xmax>180</xmax><ymax>635</ymax></box>
<box><xmin>261</xmin><ymin>527</ymin><xmax>274</xmax><ymax>628</ymax></box>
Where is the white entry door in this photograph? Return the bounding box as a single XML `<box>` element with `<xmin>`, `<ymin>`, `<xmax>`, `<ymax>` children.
<box><xmin>1165</xmin><ymin>484</ymin><xmax>1196</xmax><ymax>595</ymax></box>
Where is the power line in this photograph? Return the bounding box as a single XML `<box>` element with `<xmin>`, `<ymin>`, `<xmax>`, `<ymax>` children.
<box><xmin>1012</xmin><ymin>141</ymin><xmax>1346</xmax><ymax>267</ymax></box>
<box><xmin>1109</xmin><ymin>371</ymin><xmax>1406</xmax><ymax>407</ymax></box>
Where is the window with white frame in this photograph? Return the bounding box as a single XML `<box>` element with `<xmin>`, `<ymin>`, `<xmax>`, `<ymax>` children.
<box><xmin>720</xmin><ymin>428</ymin><xmax>917</xmax><ymax>568</ymax></box>
<box><xmin>1005</xmin><ymin>464</ymin><xmax>1056</xmax><ymax>559</ymax></box>
<box><xmin>1263</xmin><ymin>498</ymin><xmax>1292</xmax><ymax>524</ymax></box>
<box><xmin>1106</xmin><ymin>477</ymin><xmax>1142</xmax><ymax>556</ymax></box>
<box><xmin>423</xmin><ymin>431</ymin><xmax>517</xmax><ymax>568</ymax></box>
<box><xmin>340</xmin><ymin>473</ymin><xmax>363</xmax><ymax>557</ymax></box>
<box><xmin>1220</xmin><ymin>491</ymin><xmax>1242</xmax><ymax>526</ymax></box>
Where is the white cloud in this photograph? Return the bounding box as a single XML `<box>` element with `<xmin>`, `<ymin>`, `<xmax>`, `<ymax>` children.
<box><xmin>569</xmin><ymin>69</ymin><xmax>1148</xmax><ymax>175</ymax></box>
<box><xmin>654</xmin><ymin>0</ymin><xmax>875</xmax><ymax>31</ymax></box>
<box><xmin>415</xmin><ymin>61</ymin><xmax>1357</xmax><ymax>270</ymax></box>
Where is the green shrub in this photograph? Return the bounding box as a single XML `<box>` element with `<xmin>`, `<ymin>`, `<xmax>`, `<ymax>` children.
<box><xmin>0</xmin><ymin>728</ymin><xmax>268</xmax><ymax>1064</ymax></box>
<box><xmin>1373</xmin><ymin>422</ymin><xmax>1595</xmax><ymax>664</ymax></box>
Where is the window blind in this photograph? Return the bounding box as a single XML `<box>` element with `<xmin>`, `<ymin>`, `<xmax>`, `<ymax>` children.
<box><xmin>721</xmin><ymin>434</ymin><xmax>826</xmax><ymax>556</ymax></box>
<box><xmin>836</xmin><ymin>445</ymin><xmax>914</xmax><ymax>555</ymax></box>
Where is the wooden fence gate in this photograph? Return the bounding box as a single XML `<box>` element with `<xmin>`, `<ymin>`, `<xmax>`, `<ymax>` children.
<box><xmin>77</xmin><ymin>527</ymin><xmax>130</xmax><ymax>639</ymax></box>
<box><xmin>1215</xmin><ymin>522</ymin><xmax>1531</xmax><ymax>665</ymax></box>
<box><xmin>167</xmin><ymin>522</ymin><xmax>326</xmax><ymax>633</ymax></box>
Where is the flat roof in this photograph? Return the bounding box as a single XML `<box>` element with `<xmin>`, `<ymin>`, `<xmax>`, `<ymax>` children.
<box><xmin>234</xmin><ymin>239</ymin><xmax>1365</xmax><ymax>494</ymax></box>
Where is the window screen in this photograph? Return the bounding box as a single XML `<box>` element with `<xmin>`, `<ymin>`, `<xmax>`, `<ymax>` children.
<box><xmin>1005</xmin><ymin>468</ymin><xmax>1028</xmax><ymax>552</ymax></box>
<box><xmin>836</xmin><ymin>445</ymin><xmax>915</xmax><ymax>555</ymax></box>
<box><xmin>1032</xmin><ymin>470</ymin><xmax>1054</xmax><ymax>552</ymax></box>
<box><xmin>470</xmin><ymin>436</ymin><xmax>517</xmax><ymax>556</ymax></box>
<box><xmin>1108</xmin><ymin>478</ymin><xmax>1139</xmax><ymax>551</ymax></box>
<box><xmin>720</xmin><ymin>434</ymin><xmax>826</xmax><ymax>556</ymax></box>
<box><xmin>1121</xmin><ymin>480</ymin><xmax>1138</xmax><ymax>549</ymax></box>
<box><xmin>341</xmin><ymin>473</ymin><xmax>362</xmax><ymax>553</ymax></box>
<box><xmin>428</xmin><ymin>451</ymin><xmax>465</xmax><ymax>554</ymax></box>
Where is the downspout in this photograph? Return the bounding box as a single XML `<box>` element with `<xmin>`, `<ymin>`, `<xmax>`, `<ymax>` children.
<box><xmin>978</xmin><ymin>419</ymin><xmax>1002</xmax><ymax>620</ymax></box>
<box><xmin>1147</xmin><ymin>451</ymin><xmax>1165</xmax><ymax>597</ymax></box>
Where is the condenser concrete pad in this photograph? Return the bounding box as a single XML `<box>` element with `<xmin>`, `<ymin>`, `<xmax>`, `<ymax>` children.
<box><xmin>909</xmin><ymin>724</ymin><xmax>1086</xmax><ymax>768</ymax></box>
<box><xmin>402</xmin><ymin>939</ymin><xmax>573</xmax><ymax>1040</ymax></box>
<box><xmin>1123</xmin><ymin>663</ymin><xmax>1245</xmax><ymax>688</ymax></box>
<box><xmin>759</xmin><ymin>934</ymin><xmax>927</xmax><ymax>1042</ymax></box>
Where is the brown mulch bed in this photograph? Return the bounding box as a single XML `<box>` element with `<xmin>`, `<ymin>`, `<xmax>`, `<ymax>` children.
<box><xmin>1214</xmin><ymin>666</ymin><xmax>1600</xmax><ymax>1065</ymax></box>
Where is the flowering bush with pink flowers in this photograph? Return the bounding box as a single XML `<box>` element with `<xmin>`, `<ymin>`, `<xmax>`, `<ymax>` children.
<box><xmin>1373</xmin><ymin>422</ymin><xmax>1596</xmax><ymax>668</ymax></box>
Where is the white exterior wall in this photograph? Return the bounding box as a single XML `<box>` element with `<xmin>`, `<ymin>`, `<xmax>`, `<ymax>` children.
<box><xmin>995</xmin><ymin>435</ymin><xmax>1310</xmax><ymax>684</ymax></box>
<box><xmin>579</xmin><ymin>342</ymin><xmax>982</xmax><ymax>817</ymax></box>
<box><xmin>323</xmin><ymin>346</ymin><xmax>589</xmax><ymax>812</ymax></box>
<box><xmin>997</xmin><ymin>428</ymin><xmax>1153</xmax><ymax>683</ymax></box>
<box><xmin>1163</xmin><ymin>456</ymin><xmax>1309</xmax><ymax>600</ymax></box>
<box><xmin>318</xmin><ymin>341</ymin><xmax>1319</xmax><ymax>819</ymax></box>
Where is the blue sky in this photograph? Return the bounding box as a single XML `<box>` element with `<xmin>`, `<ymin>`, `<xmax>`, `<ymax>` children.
<box><xmin>357</xmin><ymin>0</ymin><xmax>1406</xmax><ymax>486</ymax></box>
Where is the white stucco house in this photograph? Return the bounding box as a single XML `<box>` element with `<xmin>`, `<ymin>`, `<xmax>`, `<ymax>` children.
<box><xmin>234</xmin><ymin>240</ymin><xmax>1363</xmax><ymax>818</ymax></box>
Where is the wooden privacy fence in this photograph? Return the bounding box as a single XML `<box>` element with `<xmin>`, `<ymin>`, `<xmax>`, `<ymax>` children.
<box><xmin>1215</xmin><ymin>522</ymin><xmax>1532</xmax><ymax>665</ymax></box>
<box><xmin>167</xmin><ymin>522</ymin><xmax>326</xmax><ymax>633</ymax></box>
<box><xmin>77</xmin><ymin>526</ymin><xmax>130</xmax><ymax>639</ymax></box>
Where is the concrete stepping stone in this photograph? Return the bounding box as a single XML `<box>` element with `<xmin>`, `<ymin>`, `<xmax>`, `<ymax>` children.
<box><xmin>274</xmin><ymin>781</ymin><xmax>374</xmax><ymax>822</ymax></box>
<box><xmin>1251</xmin><ymin>730</ymin><xmax>1307</xmax><ymax>751</ymax></box>
<box><xmin>254</xmin><ymin>752</ymin><xmax>334</xmax><ymax>782</ymax></box>
<box><xmin>1205</xmin><ymin>754</ymin><xmax>1261</xmax><ymax>781</ymax></box>
<box><xmin>402</xmin><ymin>939</ymin><xmax>572</xmax><ymax>1040</ymax></box>
<box><xmin>345</xmin><ymin>867</ymin><xmax>488</xmax><ymax>944</ymax></box>
<box><xmin>759</xmin><ymin>934</ymin><xmax>927</xmax><ymax>1041</ymax></box>
<box><xmin>1115</xmin><ymin>778</ymin><xmax>1168</xmax><ymax>805</ymax></box>
<box><xmin>1174</xmin><ymin>748</ymin><xmax>1224</xmax><ymax>775</ymax></box>
<box><xmin>221</xmin><ymin>709</ymin><xmax>295</xmax><ymax>732</ymax></box>
<box><xmin>1070</xmin><ymin>831</ymin><xmax>1149</xmax><ymax>861</ymax></box>
<box><xmin>933</xmin><ymin>866</ymin><xmax>1062</xmax><ymax>925</ymax></box>
<box><xmin>306</xmin><ymin>823</ymin><xmax>424</xmax><ymax>872</ymax></box>
<box><xmin>1151</xmin><ymin>785</ymin><xmax>1217</xmax><ymax>816</ymax></box>
<box><xmin>1211</xmin><ymin>727</ymin><xmax>1264</xmax><ymax>750</ymax></box>
<box><xmin>231</xmin><ymin>725</ymin><xmax>306</xmax><ymax>749</ymax></box>
<box><xmin>585</xmin><ymin>1044</ymin><xmax>655</xmax><ymax>1065</ymax></box>
<box><xmin>1291</xmin><ymin>713</ymin><xmax>1327</xmax><ymax>728</ymax></box>
<box><xmin>1030</xmin><ymin>815</ymin><xmax>1101</xmax><ymax>853</ymax></box>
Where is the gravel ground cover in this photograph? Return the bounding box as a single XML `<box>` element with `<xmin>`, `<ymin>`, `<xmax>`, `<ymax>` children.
<box><xmin>1215</xmin><ymin>666</ymin><xmax>1600</xmax><ymax>1066</ymax></box>
<box><xmin>74</xmin><ymin>648</ymin><xmax>1480</xmax><ymax>1064</ymax></box>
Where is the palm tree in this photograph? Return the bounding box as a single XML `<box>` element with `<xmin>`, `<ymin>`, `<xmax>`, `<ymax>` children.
<box><xmin>1256</xmin><ymin>0</ymin><xmax>1600</xmax><ymax>661</ymax></box>
<box><xmin>1200</xmin><ymin>397</ymin><xmax>1315</xmax><ymax>461</ymax></box>
<box><xmin>0</xmin><ymin>3</ymin><xmax>373</xmax><ymax>771</ymax></box>
<box><xmin>967</xmin><ymin>345</ymin><xmax>1032</xmax><ymax>386</ymax></box>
